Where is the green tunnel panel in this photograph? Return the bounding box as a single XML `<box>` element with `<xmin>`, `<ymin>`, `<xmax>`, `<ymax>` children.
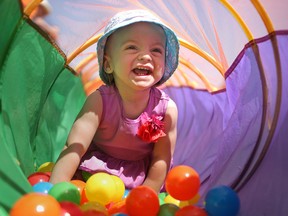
<box><xmin>0</xmin><ymin>0</ymin><xmax>86</xmax><ymax>212</ymax></box>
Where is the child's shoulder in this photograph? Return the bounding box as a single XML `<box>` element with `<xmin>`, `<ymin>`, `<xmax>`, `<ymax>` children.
<box><xmin>98</xmin><ymin>85</ymin><xmax>117</xmax><ymax>95</ymax></box>
<box><xmin>152</xmin><ymin>87</ymin><xmax>170</xmax><ymax>101</ymax></box>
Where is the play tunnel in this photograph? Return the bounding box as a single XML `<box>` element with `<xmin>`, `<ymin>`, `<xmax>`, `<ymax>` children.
<box><xmin>1</xmin><ymin>0</ymin><xmax>287</xmax><ymax>215</ymax></box>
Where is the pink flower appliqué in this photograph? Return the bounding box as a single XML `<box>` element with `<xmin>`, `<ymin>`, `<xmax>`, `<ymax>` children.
<box><xmin>137</xmin><ymin>112</ymin><xmax>166</xmax><ymax>143</ymax></box>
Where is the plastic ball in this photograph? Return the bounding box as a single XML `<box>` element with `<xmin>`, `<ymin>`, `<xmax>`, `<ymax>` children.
<box><xmin>32</xmin><ymin>181</ymin><xmax>53</xmax><ymax>194</ymax></box>
<box><xmin>158</xmin><ymin>203</ymin><xmax>180</xmax><ymax>216</ymax></box>
<box><xmin>70</xmin><ymin>180</ymin><xmax>88</xmax><ymax>204</ymax></box>
<box><xmin>10</xmin><ymin>193</ymin><xmax>61</xmax><ymax>216</ymax></box>
<box><xmin>70</xmin><ymin>179</ymin><xmax>86</xmax><ymax>193</ymax></box>
<box><xmin>158</xmin><ymin>192</ymin><xmax>167</xmax><ymax>205</ymax></box>
<box><xmin>27</xmin><ymin>172</ymin><xmax>51</xmax><ymax>186</ymax></box>
<box><xmin>82</xmin><ymin>210</ymin><xmax>107</xmax><ymax>216</ymax></box>
<box><xmin>48</xmin><ymin>182</ymin><xmax>81</xmax><ymax>205</ymax></box>
<box><xmin>165</xmin><ymin>194</ymin><xmax>201</xmax><ymax>208</ymax></box>
<box><xmin>108</xmin><ymin>199</ymin><xmax>127</xmax><ymax>215</ymax></box>
<box><xmin>204</xmin><ymin>185</ymin><xmax>240</xmax><ymax>216</ymax></box>
<box><xmin>37</xmin><ymin>162</ymin><xmax>55</xmax><ymax>172</ymax></box>
<box><xmin>111</xmin><ymin>213</ymin><xmax>128</xmax><ymax>216</ymax></box>
<box><xmin>187</xmin><ymin>193</ymin><xmax>201</xmax><ymax>205</ymax></box>
<box><xmin>85</xmin><ymin>172</ymin><xmax>117</xmax><ymax>206</ymax></box>
<box><xmin>110</xmin><ymin>175</ymin><xmax>125</xmax><ymax>203</ymax></box>
<box><xmin>126</xmin><ymin>185</ymin><xmax>160</xmax><ymax>216</ymax></box>
<box><xmin>179</xmin><ymin>193</ymin><xmax>201</xmax><ymax>208</ymax></box>
<box><xmin>165</xmin><ymin>165</ymin><xmax>200</xmax><ymax>201</ymax></box>
<box><xmin>123</xmin><ymin>189</ymin><xmax>130</xmax><ymax>198</ymax></box>
<box><xmin>81</xmin><ymin>201</ymin><xmax>108</xmax><ymax>216</ymax></box>
<box><xmin>81</xmin><ymin>188</ymin><xmax>89</xmax><ymax>204</ymax></box>
<box><xmin>175</xmin><ymin>205</ymin><xmax>207</xmax><ymax>216</ymax></box>
<box><xmin>164</xmin><ymin>194</ymin><xmax>180</xmax><ymax>206</ymax></box>
<box><xmin>59</xmin><ymin>201</ymin><xmax>83</xmax><ymax>216</ymax></box>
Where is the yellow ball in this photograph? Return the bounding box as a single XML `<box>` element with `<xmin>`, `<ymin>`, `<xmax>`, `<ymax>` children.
<box><xmin>179</xmin><ymin>193</ymin><xmax>201</xmax><ymax>208</ymax></box>
<box><xmin>80</xmin><ymin>201</ymin><xmax>108</xmax><ymax>215</ymax></box>
<box><xmin>110</xmin><ymin>175</ymin><xmax>125</xmax><ymax>203</ymax></box>
<box><xmin>164</xmin><ymin>193</ymin><xmax>201</xmax><ymax>208</ymax></box>
<box><xmin>85</xmin><ymin>172</ymin><xmax>117</xmax><ymax>206</ymax></box>
<box><xmin>37</xmin><ymin>162</ymin><xmax>55</xmax><ymax>172</ymax></box>
<box><xmin>188</xmin><ymin>193</ymin><xmax>200</xmax><ymax>205</ymax></box>
<box><xmin>164</xmin><ymin>194</ymin><xmax>180</xmax><ymax>206</ymax></box>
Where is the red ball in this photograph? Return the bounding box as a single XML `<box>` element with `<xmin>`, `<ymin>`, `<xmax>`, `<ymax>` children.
<box><xmin>165</xmin><ymin>165</ymin><xmax>200</xmax><ymax>201</ymax></box>
<box><xmin>27</xmin><ymin>172</ymin><xmax>51</xmax><ymax>186</ymax></box>
<box><xmin>60</xmin><ymin>201</ymin><xmax>83</xmax><ymax>216</ymax></box>
<box><xmin>175</xmin><ymin>205</ymin><xmax>208</xmax><ymax>216</ymax></box>
<box><xmin>10</xmin><ymin>193</ymin><xmax>61</xmax><ymax>216</ymax></box>
<box><xmin>126</xmin><ymin>186</ymin><xmax>160</xmax><ymax>216</ymax></box>
<box><xmin>82</xmin><ymin>209</ymin><xmax>107</xmax><ymax>216</ymax></box>
<box><xmin>108</xmin><ymin>199</ymin><xmax>127</xmax><ymax>215</ymax></box>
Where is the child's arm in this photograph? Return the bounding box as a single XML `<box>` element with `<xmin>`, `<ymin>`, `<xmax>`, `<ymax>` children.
<box><xmin>142</xmin><ymin>99</ymin><xmax>178</xmax><ymax>192</ymax></box>
<box><xmin>49</xmin><ymin>90</ymin><xmax>103</xmax><ymax>184</ymax></box>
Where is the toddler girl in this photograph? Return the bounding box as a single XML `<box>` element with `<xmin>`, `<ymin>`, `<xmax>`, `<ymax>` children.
<box><xmin>50</xmin><ymin>9</ymin><xmax>179</xmax><ymax>193</ymax></box>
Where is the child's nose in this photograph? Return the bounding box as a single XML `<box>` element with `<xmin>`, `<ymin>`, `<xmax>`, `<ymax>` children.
<box><xmin>137</xmin><ymin>52</ymin><xmax>152</xmax><ymax>62</ymax></box>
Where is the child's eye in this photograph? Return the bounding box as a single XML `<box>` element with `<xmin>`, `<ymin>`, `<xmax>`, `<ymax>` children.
<box><xmin>126</xmin><ymin>45</ymin><xmax>137</xmax><ymax>50</ymax></box>
<box><xmin>152</xmin><ymin>48</ymin><xmax>163</xmax><ymax>54</ymax></box>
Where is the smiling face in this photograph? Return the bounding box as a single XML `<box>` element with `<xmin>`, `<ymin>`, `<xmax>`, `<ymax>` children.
<box><xmin>103</xmin><ymin>22</ymin><xmax>166</xmax><ymax>92</ymax></box>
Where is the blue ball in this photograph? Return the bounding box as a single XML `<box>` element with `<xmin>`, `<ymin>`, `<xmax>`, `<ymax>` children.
<box><xmin>123</xmin><ymin>189</ymin><xmax>130</xmax><ymax>198</ymax></box>
<box><xmin>205</xmin><ymin>185</ymin><xmax>240</xmax><ymax>216</ymax></box>
<box><xmin>32</xmin><ymin>182</ymin><xmax>53</xmax><ymax>194</ymax></box>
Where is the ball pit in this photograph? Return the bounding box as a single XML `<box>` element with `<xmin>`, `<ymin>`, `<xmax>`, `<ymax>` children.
<box><xmin>9</xmin><ymin>164</ymin><xmax>241</xmax><ymax>215</ymax></box>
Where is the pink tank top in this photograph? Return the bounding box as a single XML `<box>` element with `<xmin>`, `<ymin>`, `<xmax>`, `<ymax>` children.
<box><xmin>92</xmin><ymin>85</ymin><xmax>169</xmax><ymax>161</ymax></box>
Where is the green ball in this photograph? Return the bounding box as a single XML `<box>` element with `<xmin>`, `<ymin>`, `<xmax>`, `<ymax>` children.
<box><xmin>157</xmin><ymin>203</ymin><xmax>180</xmax><ymax>216</ymax></box>
<box><xmin>158</xmin><ymin>192</ymin><xmax>167</xmax><ymax>205</ymax></box>
<box><xmin>48</xmin><ymin>182</ymin><xmax>80</xmax><ymax>204</ymax></box>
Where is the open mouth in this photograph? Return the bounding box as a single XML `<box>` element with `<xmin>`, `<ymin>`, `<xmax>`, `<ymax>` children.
<box><xmin>132</xmin><ymin>67</ymin><xmax>152</xmax><ymax>76</ymax></box>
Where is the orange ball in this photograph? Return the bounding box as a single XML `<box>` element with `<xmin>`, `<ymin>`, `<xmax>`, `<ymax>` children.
<box><xmin>10</xmin><ymin>193</ymin><xmax>61</xmax><ymax>216</ymax></box>
<box><xmin>126</xmin><ymin>186</ymin><xmax>160</xmax><ymax>216</ymax></box>
<box><xmin>165</xmin><ymin>165</ymin><xmax>200</xmax><ymax>201</ymax></box>
<box><xmin>70</xmin><ymin>179</ymin><xmax>88</xmax><ymax>204</ymax></box>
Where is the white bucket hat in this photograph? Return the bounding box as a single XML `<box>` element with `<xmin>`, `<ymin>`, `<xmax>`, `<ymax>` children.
<box><xmin>97</xmin><ymin>9</ymin><xmax>179</xmax><ymax>86</ymax></box>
